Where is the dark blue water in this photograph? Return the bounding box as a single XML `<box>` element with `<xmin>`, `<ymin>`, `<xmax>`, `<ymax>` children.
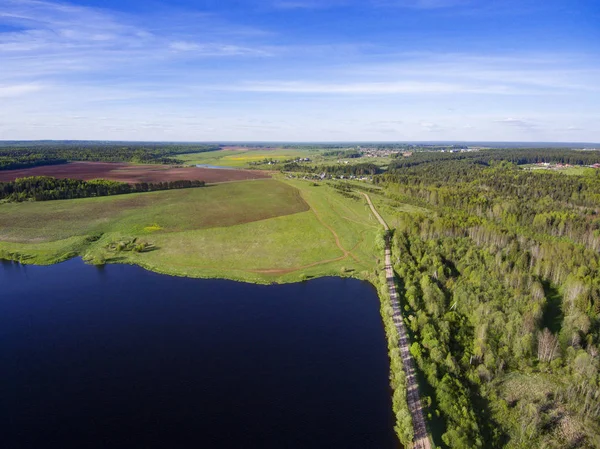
<box><xmin>0</xmin><ymin>259</ymin><xmax>398</xmax><ymax>449</ymax></box>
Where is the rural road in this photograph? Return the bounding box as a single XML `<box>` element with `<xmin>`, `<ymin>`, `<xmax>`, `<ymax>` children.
<box><xmin>363</xmin><ymin>193</ymin><xmax>433</xmax><ymax>449</ymax></box>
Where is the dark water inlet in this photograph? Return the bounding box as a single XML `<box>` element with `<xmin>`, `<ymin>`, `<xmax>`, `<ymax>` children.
<box><xmin>0</xmin><ymin>259</ymin><xmax>399</xmax><ymax>449</ymax></box>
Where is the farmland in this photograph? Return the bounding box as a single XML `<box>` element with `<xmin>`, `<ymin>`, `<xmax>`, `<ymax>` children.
<box><xmin>0</xmin><ymin>177</ymin><xmax>383</xmax><ymax>283</ymax></box>
<box><xmin>177</xmin><ymin>147</ymin><xmax>323</xmax><ymax>168</ymax></box>
<box><xmin>0</xmin><ymin>161</ymin><xmax>269</xmax><ymax>183</ymax></box>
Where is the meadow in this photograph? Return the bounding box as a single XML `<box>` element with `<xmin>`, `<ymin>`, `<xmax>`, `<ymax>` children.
<box><xmin>0</xmin><ymin>177</ymin><xmax>384</xmax><ymax>283</ymax></box>
<box><xmin>520</xmin><ymin>164</ymin><xmax>596</xmax><ymax>176</ymax></box>
<box><xmin>178</xmin><ymin>147</ymin><xmax>322</xmax><ymax>168</ymax></box>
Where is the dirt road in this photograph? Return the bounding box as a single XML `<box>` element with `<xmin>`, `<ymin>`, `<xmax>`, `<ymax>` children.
<box><xmin>363</xmin><ymin>193</ymin><xmax>432</xmax><ymax>449</ymax></box>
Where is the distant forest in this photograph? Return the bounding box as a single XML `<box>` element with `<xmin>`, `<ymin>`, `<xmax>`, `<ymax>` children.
<box><xmin>0</xmin><ymin>176</ymin><xmax>205</xmax><ymax>202</ymax></box>
<box><xmin>0</xmin><ymin>143</ymin><xmax>220</xmax><ymax>170</ymax></box>
<box><xmin>389</xmin><ymin>148</ymin><xmax>600</xmax><ymax>169</ymax></box>
<box><xmin>283</xmin><ymin>161</ymin><xmax>381</xmax><ymax>176</ymax></box>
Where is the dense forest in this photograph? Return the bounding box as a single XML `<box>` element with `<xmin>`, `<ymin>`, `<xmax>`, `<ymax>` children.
<box><xmin>0</xmin><ymin>143</ymin><xmax>220</xmax><ymax>170</ymax></box>
<box><xmin>0</xmin><ymin>176</ymin><xmax>205</xmax><ymax>202</ymax></box>
<box><xmin>374</xmin><ymin>151</ymin><xmax>600</xmax><ymax>448</ymax></box>
<box><xmin>322</xmin><ymin>149</ymin><xmax>362</xmax><ymax>158</ymax></box>
<box><xmin>389</xmin><ymin>148</ymin><xmax>600</xmax><ymax>170</ymax></box>
<box><xmin>283</xmin><ymin>161</ymin><xmax>381</xmax><ymax>176</ymax></box>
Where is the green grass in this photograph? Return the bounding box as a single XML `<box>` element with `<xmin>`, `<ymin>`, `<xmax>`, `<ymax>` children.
<box><xmin>521</xmin><ymin>164</ymin><xmax>596</xmax><ymax>176</ymax></box>
<box><xmin>178</xmin><ymin>148</ymin><xmax>321</xmax><ymax>168</ymax></box>
<box><xmin>0</xmin><ymin>179</ymin><xmax>307</xmax><ymax>243</ymax></box>
<box><xmin>311</xmin><ymin>156</ymin><xmax>394</xmax><ymax>170</ymax></box>
<box><xmin>0</xmin><ymin>177</ymin><xmax>386</xmax><ymax>283</ymax></box>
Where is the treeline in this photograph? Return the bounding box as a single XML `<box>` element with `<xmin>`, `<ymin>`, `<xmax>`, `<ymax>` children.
<box><xmin>282</xmin><ymin>162</ymin><xmax>381</xmax><ymax>176</ymax></box>
<box><xmin>389</xmin><ymin>148</ymin><xmax>600</xmax><ymax>170</ymax></box>
<box><xmin>378</xmin><ymin>161</ymin><xmax>600</xmax><ymax>251</ymax></box>
<box><xmin>0</xmin><ymin>176</ymin><xmax>205</xmax><ymax>202</ymax></box>
<box><xmin>323</xmin><ymin>149</ymin><xmax>362</xmax><ymax>158</ymax></box>
<box><xmin>0</xmin><ymin>143</ymin><xmax>220</xmax><ymax>170</ymax></box>
<box><xmin>377</xmin><ymin>152</ymin><xmax>600</xmax><ymax>447</ymax></box>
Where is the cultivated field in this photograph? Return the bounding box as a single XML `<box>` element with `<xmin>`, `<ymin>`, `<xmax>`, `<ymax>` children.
<box><xmin>0</xmin><ymin>161</ymin><xmax>270</xmax><ymax>183</ymax></box>
<box><xmin>178</xmin><ymin>147</ymin><xmax>322</xmax><ymax>168</ymax></box>
<box><xmin>0</xmin><ymin>177</ymin><xmax>383</xmax><ymax>283</ymax></box>
<box><xmin>0</xmin><ymin>179</ymin><xmax>306</xmax><ymax>242</ymax></box>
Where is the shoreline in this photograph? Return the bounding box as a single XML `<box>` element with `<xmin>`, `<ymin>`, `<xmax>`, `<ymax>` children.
<box><xmin>0</xmin><ymin>247</ymin><xmax>374</xmax><ymax>286</ymax></box>
<box><xmin>1</xmin><ymin>238</ymin><xmax>411</xmax><ymax>448</ymax></box>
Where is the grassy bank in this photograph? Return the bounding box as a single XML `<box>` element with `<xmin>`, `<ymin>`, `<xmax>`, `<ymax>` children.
<box><xmin>376</xmin><ymin>269</ymin><xmax>415</xmax><ymax>447</ymax></box>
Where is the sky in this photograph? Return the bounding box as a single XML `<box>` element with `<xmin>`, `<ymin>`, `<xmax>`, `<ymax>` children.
<box><xmin>0</xmin><ymin>0</ymin><xmax>599</xmax><ymax>142</ymax></box>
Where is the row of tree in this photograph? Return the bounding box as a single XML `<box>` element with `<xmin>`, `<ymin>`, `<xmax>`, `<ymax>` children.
<box><xmin>282</xmin><ymin>161</ymin><xmax>381</xmax><ymax>176</ymax></box>
<box><xmin>0</xmin><ymin>176</ymin><xmax>205</xmax><ymax>202</ymax></box>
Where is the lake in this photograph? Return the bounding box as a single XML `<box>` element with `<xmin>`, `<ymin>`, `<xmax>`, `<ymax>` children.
<box><xmin>0</xmin><ymin>259</ymin><xmax>399</xmax><ymax>449</ymax></box>
<box><xmin>195</xmin><ymin>164</ymin><xmax>235</xmax><ymax>169</ymax></box>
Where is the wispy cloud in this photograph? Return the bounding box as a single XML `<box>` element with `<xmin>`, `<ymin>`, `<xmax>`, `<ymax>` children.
<box><xmin>169</xmin><ymin>41</ymin><xmax>272</xmax><ymax>56</ymax></box>
<box><xmin>374</xmin><ymin>0</ymin><xmax>471</xmax><ymax>9</ymax></box>
<box><xmin>419</xmin><ymin>121</ymin><xmax>444</xmax><ymax>132</ymax></box>
<box><xmin>212</xmin><ymin>51</ymin><xmax>598</xmax><ymax>97</ymax></box>
<box><xmin>223</xmin><ymin>80</ymin><xmax>518</xmax><ymax>95</ymax></box>
<box><xmin>0</xmin><ymin>83</ymin><xmax>43</xmax><ymax>97</ymax></box>
<box><xmin>494</xmin><ymin>118</ymin><xmax>538</xmax><ymax>130</ymax></box>
<box><xmin>0</xmin><ymin>0</ymin><xmax>598</xmax><ymax>142</ymax></box>
<box><xmin>353</xmin><ymin>53</ymin><xmax>600</xmax><ymax>93</ymax></box>
<box><xmin>0</xmin><ymin>0</ymin><xmax>273</xmax><ymax>83</ymax></box>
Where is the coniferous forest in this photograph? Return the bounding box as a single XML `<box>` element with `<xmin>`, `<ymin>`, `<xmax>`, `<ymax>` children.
<box><xmin>375</xmin><ymin>150</ymin><xmax>600</xmax><ymax>448</ymax></box>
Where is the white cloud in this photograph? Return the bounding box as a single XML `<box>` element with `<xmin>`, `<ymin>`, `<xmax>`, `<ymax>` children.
<box><xmin>0</xmin><ymin>1</ymin><xmax>598</xmax><ymax>142</ymax></box>
<box><xmin>0</xmin><ymin>83</ymin><xmax>43</xmax><ymax>97</ymax></box>
<box><xmin>169</xmin><ymin>41</ymin><xmax>272</xmax><ymax>56</ymax></box>
<box><xmin>0</xmin><ymin>0</ymin><xmax>272</xmax><ymax>83</ymax></box>
<box><xmin>223</xmin><ymin>80</ymin><xmax>517</xmax><ymax>94</ymax></box>
<box><xmin>419</xmin><ymin>121</ymin><xmax>444</xmax><ymax>132</ymax></box>
<box><xmin>495</xmin><ymin>118</ymin><xmax>537</xmax><ymax>129</ymax></box>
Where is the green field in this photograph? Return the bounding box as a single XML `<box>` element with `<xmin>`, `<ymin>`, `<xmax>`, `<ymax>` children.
<box><xmin>0</xmin><ymin>179</ymin><xmax>307</xmax><ymax>242</ymax></box>
<box><xmin>521</xmin><ymin>164</ymin><xmax>596</xmax><ymax>176</ymax></box>
<box><xmin>178</xmin><ymin>148</ymin><xmax>322</xmax><ymax>168</ymax></box>
<box><xmin>0</xmin><ymin>177</ymin><xmax>384</xmax><ymax>283</ymax></box>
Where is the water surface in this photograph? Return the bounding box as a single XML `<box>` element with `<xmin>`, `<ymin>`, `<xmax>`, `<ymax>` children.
<box><xmin>195</xmin><ymin>164</ymin><xmax>235</xmax><ymax>169</ymax></box>
<box><xmin>0</xmin><ymin>259</ymin><xmax>398</xmax><ymax>449</ymax></box>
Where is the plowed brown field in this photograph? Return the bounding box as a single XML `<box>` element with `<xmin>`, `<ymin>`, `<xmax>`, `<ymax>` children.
<box><xmin>0</xmin><ymin>162</ymin><xmax>270</xmax><ymax>184</ymax></box>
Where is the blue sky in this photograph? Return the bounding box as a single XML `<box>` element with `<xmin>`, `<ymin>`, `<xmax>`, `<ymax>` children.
<box><xmin>0</xmin><ymin>0</ymin><xmax>599</xmax><ymax>141</ymax></box>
